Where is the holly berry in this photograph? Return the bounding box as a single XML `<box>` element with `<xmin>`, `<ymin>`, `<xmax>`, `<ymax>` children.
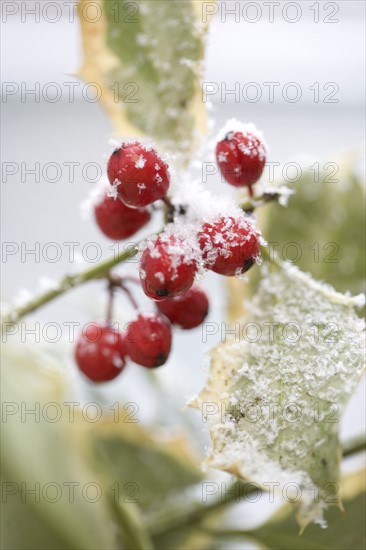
<box><xmin>125</xmin><ymin>313</ymin><xmax>172</xmax><ymax>368</ymax></box>
<box><xmin>140</xmin><ymin>234</ymin><xmax>197</xmax><ymax>301</ymax></box>
<box><xmin>216</xmin><ymin>129</ymin><xmax>266</xmax><ymax>195</ymax></box>
<box><xmin>75</xmin><ymin>323</ymin><xmax>127</xmax><ymax>382</ymax></box>
<box><xmin>107</xmin><ymin>142</ymin><xmax>170</xmax><ymax>208</ymax></box>
<box><xmin>157</xmin><ymin>286</ymin><xmax>209</xmax><ymax>329</ymax></box>
<box><xmin>94</xmin><ymin>194</ymin><xmax>150</xmax><ymax>240</ymax></box>
<box><xmin>198</xmin><ymin>215</ymin><xmax>261</xmax><ymax>276</ymax></box>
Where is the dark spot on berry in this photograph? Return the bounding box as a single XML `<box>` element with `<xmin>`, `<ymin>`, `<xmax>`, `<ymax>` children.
<box><xmin>225</xmin><ymin>131</ymin><xmax>234</xmax><ymax>141</ymax></box>
<box><xmin>242</xmin><ymin>259</ymin><xmax>255</xmax><ymax>273</ymax></box>
<box><xmin>154</xmin><ymin>353</ymin><xmax>167</xmax><ymax>367</ymax></box>
<box><xmin>156</xmin><ymin>289</ymin><xmax>169</xmax><ymax>297</ymax></box>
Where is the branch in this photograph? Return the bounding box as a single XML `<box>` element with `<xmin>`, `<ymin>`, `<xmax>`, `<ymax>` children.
<box><xmin>145</xmin><ymin>482</ymin><xmax>257</xmax><ymax>537</ymax></box>
<box><xmin>342</xmin><ymin>435</ymin><xmax>366</xmax><ymax>457</ymax></box>
<box><xmin>2</xmin><ymin>244</ymin><xmax>138</xmax><ymax>324</ymax></box>
<box><xmin>241</xmin><ymin>188</ymin><xmax>293</xmax><ymax>213</ymax></box>
<box><xmin>147</xmin><ymin>436</ymin><xmax>365</xmax><ymax>538</ymax></box>
<box><xmin>2</xmin><ymin>190</ymin><xmax>285</xmax><ymax>324</ymax></box>
<box><xmin>110</xmin><ymin>497</ymin><xmax>155</xmax><ymax>550</ymax></box>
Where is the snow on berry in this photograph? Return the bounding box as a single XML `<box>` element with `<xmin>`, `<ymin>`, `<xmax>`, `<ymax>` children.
<box><xmin>198</xmin><ymin>214</ymin><xmax>261</xmax><ymax>276</ymax></box>
<box><xmin>140</xmin><ymin>231</ymin><xmax>199</xmax><ymax>300</ymax></box>
<box><xmin>216</xmin><ymin>119</ymin><xmax>267</xmax><ymax>195</ymax></box>
<box><xmin>169</xmin><ymin>179</ymin><xmax>244</xmax><ymax>226</ymax></box>
<box><xmin>107</xmin><ymin>141</ymin><xmax>170</xmax><ymax>208</ymax></box>
<box><xmin>75</xmin><ymin>323</ymin><xmax>127</xmax><ymax>383</ymax></box>
<box><xmin>157</xmin><ymin>286</ymin><xmax>209</xmax><ymax>329</ymax></box>
<box><xmin>125</xmin><ymin>312</ymin><xmax>172</xmax><ymax>368</ymax></box>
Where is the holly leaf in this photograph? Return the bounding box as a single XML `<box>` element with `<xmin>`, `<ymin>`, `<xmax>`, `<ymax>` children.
<box><xmin>90</xmin><ymin>414</ymin><xmax>203</xmax><ymax>511</ymax></box>
<box><xmin>249</xmin><ymin>469</ymin><xmax>366</xmax><ymax>549</ymax></box>
<box><xmin>1</xmin><ymin>341</ymin><xmax>202</xmax><ymax>548</ymax></box>
<box><xmin>77</xmin><ymin>0</ymin><xmax>212</xmax><ymax>158</ymax></box>
<box><xmin>1</xmin><ymin>345</ymin><xmax>119</xmax><ymax>550</ymax></box>
<box><xmin>227</xmin><ymin>160</ymin><xmax>365</xmax><ymax>323</ymax></box>
<box><xmin>260</xmin><ymin>161</ymin><xmax>365</xmax><ymax>297</ymax></box>
<box><xmin>190</xmin><ymin>263</ymin><xmax>365</xmax><ymax>529</ymax></box>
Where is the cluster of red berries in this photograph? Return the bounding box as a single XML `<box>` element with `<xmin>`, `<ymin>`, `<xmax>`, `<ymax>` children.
<box><xmin>77</xmin><ymin>124</ymin><xmax>266</xmax><ymax>382</ymax></box>
<box><xmin>75</xmin><ymin>284</ymin><xmax>209</xmax><ymax>382</ymax></box>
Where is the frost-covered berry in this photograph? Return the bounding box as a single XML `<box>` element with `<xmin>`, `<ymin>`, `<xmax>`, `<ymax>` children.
<box><xmin>94</xmin><ymin>194</ymin><xmax>150</xmax><ymax>240</ymax></box>
<box><xmin>216</xmin><ymin>128</ymin><xmax>266</xmax><ymax>195</ymax></box>
<box><xmin>140</xmin><ymin>234</ymin><xmax>198</xmax><ymax>301</ymax></box>
<box><xmin>198</xmin><ymin>215</ymin><xmax>261</xmax><ymax>276</ymax></box>
<box><xmin>157</xmin><ymin>286</ymin><xmax>209</xmax><ymax>329</ymax></box>
<box><xmin>75</xmin><ymin>323</ymin><xmax>126</xmax><ymax>382</ymax></box>
<box><xmin>107</xmin><ymin>142</ymin><xmax>170</xmax><ymax>208</ymax></box>
<box><xmin>125</xmin><ymin>313</ymin><xmax>172</xmax><ymax>368</ymax></box>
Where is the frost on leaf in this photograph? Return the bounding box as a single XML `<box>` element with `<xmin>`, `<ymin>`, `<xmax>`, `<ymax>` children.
<box><xmin>77</xmin><ymin>0</ymin><xmax>213</xmax><ymax>160</ymax></box>
<box><xmin>190</xmin><ymin>263</ymin><xmax>365</xmax><ymax>530</ymax></box>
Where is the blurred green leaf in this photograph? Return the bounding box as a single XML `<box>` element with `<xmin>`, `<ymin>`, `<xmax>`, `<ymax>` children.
<box><xmin>93</xmin><ymin>431</ymin><xmax>203</xmax><ymax>511</ymax></box>
<box><xmin>1</xmin><ymin>342</ymin><xmax>204</xmax><ymax>548</ymax></box>
<box><xmin>1</xmin><ymin>465</ymin><xmax>73</xmax><ymax>550</ymax></box>
<box><xmin>261</xmin><ymin>165</ymin><xmax>365</xmax><ymax>296</ymax></box>
<box><xmin>153</xmin><ymin>527</ymin><xmax>214</xmax><ymax>550</ymax></box>
<box><xmin>249</xmin><ymin>470</ymin><xmax>366</xmax><ymax>550</ymax></box>
<box><xmin>1</xmin><ymin>346</ymin><xmax>119</xmax><ymax>550</ymax></box>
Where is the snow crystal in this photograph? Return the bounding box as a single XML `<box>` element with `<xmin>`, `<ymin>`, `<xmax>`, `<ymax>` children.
<box><xmin>135</xmin><ymin>155</ymin><xmax>146</xmax><ymax>169</ymax></box>
<box><xmin>109</xmin><ymin>179</ymin><xmax>121</xmax><ymax>199</ymax></box>
<box><xmin>14</xmin><ymin>288</ymin><xmax>34</xmax><ymax>308</ymax></box>
<box><xmin>215</xmin><ymin>118</ymin><xmax>269</xmax><ymax>156</ymax></box>
<box><xmin>154</xmin><ymin>272</ymin><xmax>165</xmax><ymax>284</ymax></box>
<box><xmin>38</xmin><ymin>277</ymin><xmax>58</xmax><ymax>292</ymax></box>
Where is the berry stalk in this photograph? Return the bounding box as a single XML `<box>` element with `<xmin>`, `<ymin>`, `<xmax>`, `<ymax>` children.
<box><xmin>2</xmin><ymin>244</ymin><xmax>139</xmax><ymax>324</ymax></box>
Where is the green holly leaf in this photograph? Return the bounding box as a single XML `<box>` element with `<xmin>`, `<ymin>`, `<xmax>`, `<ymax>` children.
<box><xmin>261</xmin><ymin>162</ymin><xmax>365</xmax><ymax>296</ymax></box>
<box><xmin>1</xmin><ymin>345</ymin><xmax>119</xmax><ymax>550</ymax></box>
<box><xmin>190</xmin><ymin>263</ymin><xmax>365</xmax><ymax>529</ymax></box>
<box><xmin>249</xmin><ymin>469</ymin><xmax>366</xmax><ymax>549</ymax></box>
<box><xmin>78</xmin><ymin>0</ymin><xmax>213</xmax><ymax>159</ymax></box>
<box><xmin>1</xmin><ymin>341</ymin><xmax>203</xmax><ymax>549</ymax></box>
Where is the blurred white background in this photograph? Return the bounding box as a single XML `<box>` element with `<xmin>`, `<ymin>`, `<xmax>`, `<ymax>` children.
<box><xmin>1</xmin><ymin>0</ymin><xmax>365</xmax><ymax>459</ymax></box>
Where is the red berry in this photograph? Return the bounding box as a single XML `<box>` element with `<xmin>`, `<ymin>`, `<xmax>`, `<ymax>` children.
<box><xmin>140</xmin><ymin>234</ymin><xmax>197</xmax><ymax>301</ymax></box>
<box><xmin>75</xmin><ymin>323</ymin><xmax>126</xmax><ymax>382</ymax></box>
<box><xmin>157</xmin><ymin>286</ymin><xmax>209</xmax><ymax>329</ymax></box>
<box><xmin>107</xmin><ymin>142</ymin><xmax>170</xmax><ymax>208</ymax></box>
<box><xmin>125</xmin><ymin>313</ymin><xmax>172</xmax><ymax>368</ymax></box>
<box><xmin>94</xmin><ymin>194</ymin><xmax>150</xmax><ymax>240</ymax></box>
<box><xmin>216</xmin><ymin>129</ymin><xmax>266</xmax><ymax>195</ymax></box>
<box><xmin>198</xmin><ymin>215</ymin><xmax>261</xmax><ymax>276</ymax></box>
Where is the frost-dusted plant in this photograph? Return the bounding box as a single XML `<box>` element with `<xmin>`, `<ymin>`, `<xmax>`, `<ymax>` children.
<box><xmin>1</xmin><ymin>2</ymin><xmax>365</xmax><ymax>549</ymax></box>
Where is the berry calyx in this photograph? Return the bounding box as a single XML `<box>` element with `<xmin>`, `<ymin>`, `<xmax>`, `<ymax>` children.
<box><xmin>107</xmin><ymin>142</ymin><xmax>170</xmax><ymax>208</ymax></box>
<box><xmin>198</xmin><ymin>215</ymin><xmax>261</xmax><ymax>276</ymax></box>
<box><xmin>125</xmin><ymin>313</ymin><xmax>172</xmax><ymax>368</ymax></box>
<box><xmin>75</xmin><ymin>323</ymin><xmax>127</xmax><ymax>382</ymax></box>
<box><xmin>140</xmin><ymin>234</ymin><xmax>198</xmax><ymax>301</ymax></box>
<box><xmin>216</xmin><ymin>128</ymin><xmax>266</xmax><ymax>195</ymax></box>
<box><xmin>94</xmin><ymin>194</ymin><xmax>150</xmax><ymax>240</ymax></box>
<box><xmin>157</xmin><ymin>286</ymin><xmax>209</xmax><ymax>329</ymax></box>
